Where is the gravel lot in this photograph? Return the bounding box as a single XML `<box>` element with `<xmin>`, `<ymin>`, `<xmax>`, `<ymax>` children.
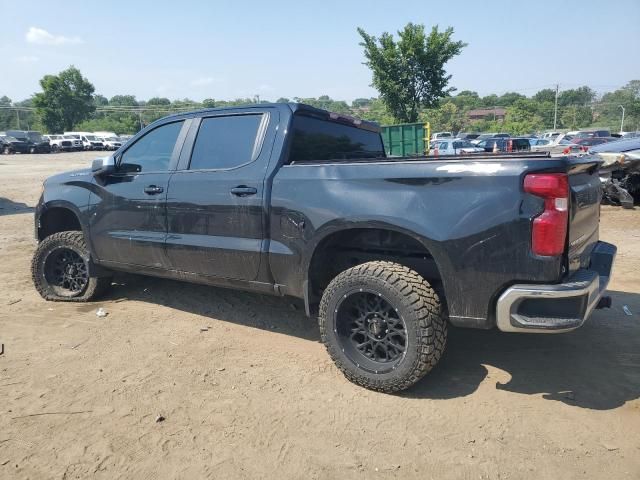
<box><xmin>1</xmin><ymin>152</ymin><xmax>639</xmax><ymax>479</ymax></box>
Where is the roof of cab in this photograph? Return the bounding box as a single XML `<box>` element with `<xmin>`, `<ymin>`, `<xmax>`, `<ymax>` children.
<box><xmin>155</xmin><ymin>102</ymin><xmax>381</xmax><ymax>133</ymax></box>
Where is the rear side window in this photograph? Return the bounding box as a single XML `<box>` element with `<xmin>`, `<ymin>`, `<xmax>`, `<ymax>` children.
<box><xmin>288</xmin><ymin>114</ymin><xmax>384</xmax><ymax>163</ymax></box>
<box><xmin>189</xmin><ymin>114</ymin><xmax>265</xmax><ymax>170</ymax></box>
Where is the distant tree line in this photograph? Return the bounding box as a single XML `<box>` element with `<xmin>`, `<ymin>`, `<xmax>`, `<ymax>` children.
<box><xmin>0</xmin><ymin>66</ymin><xmax>640</xmax><ymax>134</ymax></box>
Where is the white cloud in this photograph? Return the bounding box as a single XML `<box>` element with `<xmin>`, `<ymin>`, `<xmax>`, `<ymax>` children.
<box><xmin>190</xmin><ymin>77</ymin><xmax>216</xmax><ymax>87</ymax></box>
<box><xmin>26</xmin><ymin>27</ymin><xmax>83</xmax><ymax>45</ymax></box>
<box><xmin>15</xmin><ymin>55</ymin><xmax>39</xmax><ymax>63</ymax></box>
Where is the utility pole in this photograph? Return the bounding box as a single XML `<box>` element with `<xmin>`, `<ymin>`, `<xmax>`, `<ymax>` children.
<box><xmin>553</xmin><ymin>84</ymin><xmax>559</xmax><ymax>130</ymax></box>
<box><xmin>619</xmin><ymin>105</ymin><xmax>625</xmax><ymax>134</ymax></box>
<box><xmin>16</xmin><ymin>107</ymin><xmax>21</xmax><ymax>129</ymax></box>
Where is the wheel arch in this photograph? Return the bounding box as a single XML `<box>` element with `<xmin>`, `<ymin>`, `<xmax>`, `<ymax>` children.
<box><xmin>303</xmin><ymin>222</ymin><xmax>448</xmax><ymax>316</ymax></box>
<box><xmin>37</xmin><ymin>201</ymin><xmax>88</xmax><ymax>243</ymax></box>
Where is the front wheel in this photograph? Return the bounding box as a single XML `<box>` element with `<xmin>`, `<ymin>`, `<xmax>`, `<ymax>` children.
<box><xmin>31</xmin><ymin>231</ymin><xmax>111</xmax><ymax>301</ymax></box>
<box><xmin>319</xmin><ymin>261</ymin><xmax>447</xmax><ymax>393</ymax></box>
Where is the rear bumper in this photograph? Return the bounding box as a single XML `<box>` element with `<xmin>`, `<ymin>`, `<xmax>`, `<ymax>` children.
<box><xmin>496</xmin><ymin>241</ymin><xmax>616</xmax><ymax>333</ymax></box>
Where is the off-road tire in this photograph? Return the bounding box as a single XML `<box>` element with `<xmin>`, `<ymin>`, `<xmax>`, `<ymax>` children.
<box><xmin>31</xmin><ymin>231</ymin><xmax>111</xmax><ymax>302</ymax></box>
<box><xmin>319</xmin><ymin>261</ymin><xmax>447</xmax><ymax>393</ymax></box>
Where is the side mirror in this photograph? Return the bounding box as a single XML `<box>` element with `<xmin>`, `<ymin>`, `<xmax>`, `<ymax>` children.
<box><xmin>92</xmin><ymin>156</ymin><xmax>116</xmax><ymax>176</ymax></box>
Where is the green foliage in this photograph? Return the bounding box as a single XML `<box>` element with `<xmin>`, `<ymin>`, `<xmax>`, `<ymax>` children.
<box><xmin>358</xmin><ymin>23</ymin><xmax>466</xmax><ymax>123</ymax></box>
<box><xmin>33</xmin><ymin>66</ymin><xmax>95</xmax><ymax>132</ymax></box>
<box><xmin>357</xmin><ymin>98</ymin><xmax>396</xmax><ymax>125</ymax></box>
<box><xmin>293</xmin><ymin>95</ymin><xmax>351</xmax><ymax>114</ymax></box>
<box><xmin>4</xmin><ymin>61</ymin><xmax>639</xmax><ymax>136</ymax></box>
<box><xmin>146</xmin><ymin>97</ymin><xmax>171</xmax><ymax>106</ymax></box>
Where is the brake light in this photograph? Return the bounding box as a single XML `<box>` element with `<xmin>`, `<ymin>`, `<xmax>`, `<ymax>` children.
<box><xmin>524</xmin><ymin>173</ymin><xmax>569</xmax><ymax>256</ymax></box>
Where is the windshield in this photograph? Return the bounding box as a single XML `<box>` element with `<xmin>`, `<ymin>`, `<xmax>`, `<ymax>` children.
<box><xmin>85</xmin><ymin>135</ymin><xmax>97</xmax><ymax>141</ymax></box>
<box><xmin>453</xmin><ymin>141</ymin><xmax>475</xmax><ymax>148</ymax></box>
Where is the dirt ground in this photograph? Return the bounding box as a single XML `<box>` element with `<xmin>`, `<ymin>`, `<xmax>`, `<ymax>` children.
<box><xmin>0</xmin><ymin>152</ymin><xmax>639</xmax><ymax>479</ymax></box>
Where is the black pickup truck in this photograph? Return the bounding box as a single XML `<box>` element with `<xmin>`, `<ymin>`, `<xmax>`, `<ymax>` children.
<box><xmin>32</xmin><ymin>103</ymin><xmax>616</xmax><ymax>392</ymax></box>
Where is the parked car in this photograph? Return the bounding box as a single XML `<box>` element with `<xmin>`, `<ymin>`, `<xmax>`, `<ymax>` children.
<box><xmin>455</xmin><ymin>132</ymin><xmax>480</xmax><ymax>141</ymax></box>
<box><xmin>93</xmin><ymin>131</ymin><xmax>118</xmax><ymax>139</ymax></box>
<box><xmin>541</xmin><ymin>131</ymin><xmax>563</xmax><ymax>140</ymax></box>
<box><xmin>573</xmin><ymin>129</ymin><xmax>611</xmax><ymax>139</ymax></box>
<box><xmin>571</xmin><ymin>137</ymin><xmax>616</xmax><ymax>148</ymax></box>
<box><xmin>80</xmin><ymin>135</ymin><xmax>105</xmax><ymax>150</ymax></box>
<box><xmin>44</xmin><ymin>135</ymin><xmax>77</xmax><ymax>152</ymax></box>
<box><xmin>62</xmin><ymin>135</ymin><xmax>84</xmax><ymax>151</ymax></box>
<box><xmin>63</xmin><ymin>131</ymin><xmax>104</xmax><ymax>150</ymax></box>
<box><xmin>97</xmin><ymin>137</ymin><xmax>123</xmax><ymax>151</ymax></box>
<box><xmin>481</xmin><ymin>137</ymin><xmax>531</xmax><ymax>152</ymax></box>
<box><xmin>470</xmin><ymin>132</ymin><xmax>510</xmax><ymax>145</ymax></box>
<box><xmin>531</xmin><ymin>134</ymin><xmax>583</xmax><ymax>156</ymax></box>
<box><xmin>31</xmin><ymin>103</ymin><xmax>615</xmax><ymax>393</ymax></box>
<box><xmin>590</xmin><ymin>137</ymin><xmax>640</xmax><ymax>208</ymax></box>
<box><xmin>430</xmin><ymin>131</ymin><xmax>452</xmax><ymax>141</ymax></box>
<box><xmin>621</xmin><ymin>131</ymin><xmax>640</xmax><ymax>139</ymax></box>
<box><xmin>0</xmin><ymin>134</ymin><xmax>30</xmax><ymax>154</ymax></box>
<box><xmin>4</xmin><ymin>130</ymin><xmax>51</xmax><ymax>153</ymax></box>
<box><xmin>431</xmin><ymin>139</ymin><xmax>484</xmax><ymax>155</ymax></box>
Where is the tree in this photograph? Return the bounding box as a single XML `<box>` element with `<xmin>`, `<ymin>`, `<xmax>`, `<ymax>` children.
<box><xmin>146</xmin><ymin>97</ymin><xmax>171</xmax><ymax>106</ymax></box>
<box><xmin>33</xmin><ymin>66</ymin><xmax>95</xmax><ymax>132</ymax></box>
<box><xmin>533</xmin><ymin>89</ymin><xmax>556</xmax><ymax>104</ymax></box>
<box><xmin>93</xmin><ymin>94</ymin><xmax>109</xmax><ymax>106</ymax></box>
<box><xmin>109</xmin><ymin>95</ymin><xmax>138</xmax><ymax>106</ymax></box>
<box><xmin>421</xmin><ymin>101</ymin><xmax>464</xmax><ymax>133</ymax></box>
<box><xmin>358</xmin><ymin>23</ymin><xmax>466</xmax><ymax>123</ymax></box>
<box><xmin>558</xmin><ymin>86</ymin><xmax>595</xmax><ymax>107</ymax></box>
<box><xmin>497</xmin><ymin>92</ymin><xmax>526</xmax><ymax>107</ymax></box>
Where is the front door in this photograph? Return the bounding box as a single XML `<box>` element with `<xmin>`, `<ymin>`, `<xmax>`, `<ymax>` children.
<box><xmin>88</xmin><ymin>120</ymin><xmax>187</xmax><ymax>268</ymax></box>
<box><xmin>165</xmin><ymin>111</ymin><xmax>275</xmax><ymax>281</ymax></box>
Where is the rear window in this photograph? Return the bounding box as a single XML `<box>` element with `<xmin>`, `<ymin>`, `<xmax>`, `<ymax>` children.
<box><xmin>190</xmin><ymin>114</ymin><xmax>265</xmax><ymax>170</ymax></box>
<box><xmin>288</xmin><ymin>114</ymin><xmax>384</xmax><ymax>163</ymax></box>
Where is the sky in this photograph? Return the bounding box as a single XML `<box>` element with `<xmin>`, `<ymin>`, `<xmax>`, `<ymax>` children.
<box><xmin>1</xmin><ymin>0</ymin><xmax>639</xmax><ymax>103</ymax></box>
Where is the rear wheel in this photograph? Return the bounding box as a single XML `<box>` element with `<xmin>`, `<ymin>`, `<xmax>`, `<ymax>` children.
<box><xmin>319</xmin><ymin>261</ymin><xmax>447</xmax><ymax>393</ymax></box>
<box><xmin>51</xmin><ymin>144</ymin><xmax>59</xmax><ymax>153</ymax></box>
<box><xmin>32</xmin><ymin>231</ymin><xmax>111</xmax><ymax>302</ymax></box>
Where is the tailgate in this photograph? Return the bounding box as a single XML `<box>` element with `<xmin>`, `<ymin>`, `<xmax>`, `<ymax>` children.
<box><xmin>567</xmin><ymin>158</ymin><xmax>602</xmax><ymax>273</ymax></box>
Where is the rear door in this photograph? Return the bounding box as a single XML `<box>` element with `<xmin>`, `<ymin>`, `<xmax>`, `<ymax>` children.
<box><xmin>165</xmin><ymin>109</ymin><xmax>276</xmax><ymax>280</ymax></box>
<box><xmin>567</xmin><ymin>158</ymin><xmax>602</xmax><ymax>272</ymax></box>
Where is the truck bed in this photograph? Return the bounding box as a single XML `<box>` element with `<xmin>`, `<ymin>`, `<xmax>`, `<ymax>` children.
<box><xmin>288</xmin><ymin>151</ymin><xmax>552</xmax><ymax>165</ymax></box>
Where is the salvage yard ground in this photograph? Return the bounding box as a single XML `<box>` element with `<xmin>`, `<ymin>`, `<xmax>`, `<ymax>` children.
<box><xmin>0</xmin><ymin>152</ymin><xmax>639</xmax><ymax>479</ymax></box>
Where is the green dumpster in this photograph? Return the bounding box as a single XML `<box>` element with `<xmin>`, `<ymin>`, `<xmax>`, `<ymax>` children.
<box><xmin>380</xmin><ymin>123</ymin><xmax>428</xmax><ymax>157</ymax></box>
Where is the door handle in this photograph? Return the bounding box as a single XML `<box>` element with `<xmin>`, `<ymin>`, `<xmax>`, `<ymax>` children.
<box><xmin>144</xmin><ymin>185</ymin><xmax>164</xmax><ymax>195</ymax></box>
<box><xmin>230</xmin><ymin>186</ymin><xmax>257</xmax><ymax>197</ymax></box>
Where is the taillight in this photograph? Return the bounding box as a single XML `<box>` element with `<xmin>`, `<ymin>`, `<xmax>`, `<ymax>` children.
<box><xmin>524</xmin><ymin>173</ymin><xmax>569</xmax><ymax>256</ymax></box>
